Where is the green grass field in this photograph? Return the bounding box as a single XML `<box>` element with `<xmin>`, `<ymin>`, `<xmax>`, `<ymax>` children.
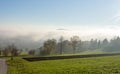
<box><xmin>33</xmin><ymin>49</ymin><xmax>117</xmax><ymax>57</ymax></box>
<box><xmin>7</xmin><ymin>55</ymin><xmax>120</xmax><ymax>74</ymax></box>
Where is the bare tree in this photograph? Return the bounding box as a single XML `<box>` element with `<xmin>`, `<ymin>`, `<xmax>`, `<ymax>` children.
<box><xmin>4</xmin><ymin>44</ymin><xmax>22</xmax><ymax>60</ymax></box>
<box><xmin>3</xmin><ymin>48</ymin><xmax>9</xmax><ymax>56</ymax></box>
<box><xmin>59</xmin><ymin>36</ymin><xmax>64</xmax><ymax>54</ymax></box>
<box><xmin>71</xmin><ymin>36</ymin><xmax>79</xmax><ymax>54</ymax></box>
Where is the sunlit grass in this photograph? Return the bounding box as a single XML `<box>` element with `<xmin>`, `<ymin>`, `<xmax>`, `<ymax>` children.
<box><xmin>7</xmin><ymin>55</ymin><xmax>120</xmax><ymax>74</ymax></box>
<box><xmin>41</xmin><ymin>49</ymin><xmax>119</xmax><ymax>57</ymax></box>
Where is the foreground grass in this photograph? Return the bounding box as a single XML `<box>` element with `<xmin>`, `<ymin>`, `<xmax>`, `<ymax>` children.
<box><xmin>7</xmin><ymin>55</ymin><xmax>120</xmax><ymax>74</ymax></box>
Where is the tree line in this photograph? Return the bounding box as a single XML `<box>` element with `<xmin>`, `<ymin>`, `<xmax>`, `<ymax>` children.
<box><xmin>1</xmin><ymin>36</ymin><xmax>120</xmax><ymax>59</ymax></box>
<box><xmin>39</xmin><ymin>36</ymin><xmax>120</xmax><ymax>55</ymax></box>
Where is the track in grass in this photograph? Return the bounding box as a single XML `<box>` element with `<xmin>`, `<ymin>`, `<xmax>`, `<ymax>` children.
<box><xmin>0</xmin><ymin>59</ymin><xmax>7</xmax><ymax>74</ymax></box>
<box><xmin>23</xmin><ymin>53</ymin><xmax>120</xmax><ymax>62</ymax></box>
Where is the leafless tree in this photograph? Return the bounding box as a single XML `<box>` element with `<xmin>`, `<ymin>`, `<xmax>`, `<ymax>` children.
<box><xmin>3</xmin><ymin>44</ymin><xmax>22</xmax><ymax>60</ymax></box>
<box><xmin>3</xmin><ymin>48</ymin><xmax>9</xmax><ymax>56</ymax></box>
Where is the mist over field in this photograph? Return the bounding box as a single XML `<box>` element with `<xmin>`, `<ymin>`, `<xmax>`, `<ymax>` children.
<box><xmin>0</xmin><ymin>0</ymin><xmax>120</xmax><ymax>53</ymax></box>
<box><xmin>0</xmin><ymin>25</ymin><xmax>120</xmax><ymax>52</ymax></box>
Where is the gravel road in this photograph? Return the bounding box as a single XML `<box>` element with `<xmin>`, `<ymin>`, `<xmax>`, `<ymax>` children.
<box><xmin>0</xmin><ymin>59</ymin><xmax>7</xmax><ymax>74</ymax></box>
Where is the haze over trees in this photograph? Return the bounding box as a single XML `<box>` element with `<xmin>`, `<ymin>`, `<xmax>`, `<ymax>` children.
<box><xmin>38</xmin><ymin>36</ymin><xmax>120</xmax><ymax>56</ymax></box>
<box><xmin>1</xmin><ymin>35</ymin><xmax>120</xmax><ymax>56</ymax></box>
<box><xmin>28</xmin><ymin>49</ymin><xmax>35</xmax><ymax>56</ymax></box>
<box><xmin>40</xmin><ymin>39</ymin><xmax>56</xmax><ymax>55</ymax></box>
<box><xmin>71</xmin><ymin>36</ymin><xmax>80</xmax><ymax>54</ymax></box>
<box><xmin>2</xmin><ymin>44</ymin><xmax>22</xmax><ymax>60</ymax></box>
<box><xmin>59</xmin><ymin>36</ymin><xmax>64</xmax><ymax>54</ymax></box>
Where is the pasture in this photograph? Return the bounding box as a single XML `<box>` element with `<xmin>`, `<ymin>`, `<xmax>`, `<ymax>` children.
<box><xmin>7</xmin><ymin>55</ymin><xmax>120</xmax><ymax>74</ymax></box>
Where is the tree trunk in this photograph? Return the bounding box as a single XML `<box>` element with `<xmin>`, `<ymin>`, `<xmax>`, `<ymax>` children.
<box><xmin>60</xmin><ymin>43</ymin><xmax>62</xmax><ymax>54</ymax></box>
<box><xmin>73</xmin><ymin>47</ymin><xmax>76</xmax><ymax>54</ymax></box>
<box><xmin>11</xmin><ymin>55</ymin><xmax>13</xmax><ymax>60</ymax></box>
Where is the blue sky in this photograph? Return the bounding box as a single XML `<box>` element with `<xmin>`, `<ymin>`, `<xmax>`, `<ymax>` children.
<box><xmin>0</xmin><ymin>0</ymin><xmax>120</xmax><ymax>40</ymax></box>
<box><xmin>0</xmin><ymin>0</ymin><xmax>120</xmax><ymax>26</ymax></box>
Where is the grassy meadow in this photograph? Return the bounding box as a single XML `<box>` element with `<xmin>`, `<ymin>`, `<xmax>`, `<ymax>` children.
<box><xmin>7</xmin><ymin>55</ymin><xmax>120</xmax><ymax>74</ymax></box>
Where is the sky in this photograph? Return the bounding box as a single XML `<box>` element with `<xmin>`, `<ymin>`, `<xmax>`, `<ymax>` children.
<box><xmin>1</xmin><ymin>0</ymin><xmax>120</xmax><ymax>41</ymax></box>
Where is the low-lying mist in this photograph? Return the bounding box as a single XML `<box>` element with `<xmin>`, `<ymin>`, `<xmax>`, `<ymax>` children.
<box><xmin>0</xmin><ymin>25</ymin><xmax>120</xmax><ymax>54</ymax></box>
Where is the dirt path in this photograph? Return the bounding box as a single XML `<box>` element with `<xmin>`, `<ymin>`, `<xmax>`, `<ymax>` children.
<box><xmin>0</xmin><ymin>59</ymin><xmax>7</xmax><ymax>74</ymax></box>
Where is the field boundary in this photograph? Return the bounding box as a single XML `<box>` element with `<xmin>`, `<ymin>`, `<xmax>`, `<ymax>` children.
<box><xmin>23</xmin><ymin>53</ymin><xmax>120</xmax><ymax>62</ymax></box>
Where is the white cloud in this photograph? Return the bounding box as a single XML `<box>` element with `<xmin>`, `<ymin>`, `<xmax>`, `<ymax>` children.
<box><xmin>0</xmin><ymin>25</ymin><xmax>120</xmax><ymax>41</ymax></box>
<box><xmin>111</xmin><ymin>11</ymin><xmax>120</xmax><ymax>24</ymax></box>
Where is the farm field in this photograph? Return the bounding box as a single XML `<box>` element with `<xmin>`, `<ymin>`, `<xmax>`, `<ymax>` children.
<box><xmin>7</xmin><ymin>55</ymin><xmax>120</xmax><ymax>74</ymax></box>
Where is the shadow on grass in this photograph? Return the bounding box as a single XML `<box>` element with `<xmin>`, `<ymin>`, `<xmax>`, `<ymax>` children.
<box><xmin>23</xmin><ymin>53</ymin><xmax>120</xmax><ymax>62</ymax></box>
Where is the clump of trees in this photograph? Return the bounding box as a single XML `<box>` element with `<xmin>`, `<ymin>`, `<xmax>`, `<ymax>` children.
<box><xmin>71</xmin><ymin>36</ymin><xmax>79</xmax><ymax>54</ymax></box>
<box><xmin>1</xmin><ymin>35</ymin><xmax>120</xmax><ymax>57</ymax></box>
<box><xmin>40</xmin><ymin>39</ymin><xmax>56</xmax><ymax>55</ymax></box>
<box><xmin>2</xmin><ymin>44</ymin><xmax>22</xmax><ymax>60</ymax></box>
<box><xmin>38</xmin><ymin>36</ymin><xmax>120</xmax><ymax>56</ymax></box>
<box><xmin>103</xmin><ymin>37</ymin><xmax>120</xmax><ymax>52</ymax></box>
<box><xmin>3</xmin><ymin>48</ymin><xmax>9</xmax><ymax>56</ymax></box>
<box><xmin>39</xmin><ymin>36</ymin><xmax>81</xmax><ymax>55</ymax></box>
<box><xmin>28</xmin><ymin>49</ymin><xmax>35</xmax><ymax>56</ymax></box>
